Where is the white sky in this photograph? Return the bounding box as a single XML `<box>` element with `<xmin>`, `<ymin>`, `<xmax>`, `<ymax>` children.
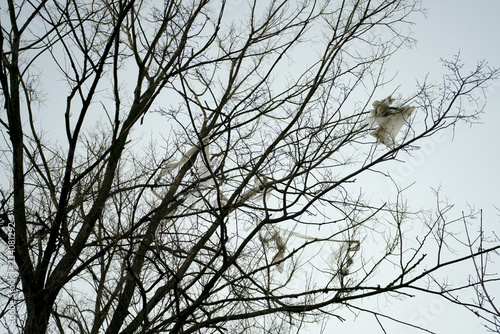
<box><xmin>391</xmin><ymin>0</ymin><xmax>500</xmax><ymax>208</ymax></box>
<box><xmin>138</xmin><ymin>2</ymin><xmax>500</xmax><ymax>332</ymax></box>
<box><xmin>310</xmin><ymin>1</ymin><xmax>500</xmax><ymax>333</ymax></box>
<box><xmin>2</xmin><ymin>1</ymin><xmax>498</xmax><ymax>333</ymax></box>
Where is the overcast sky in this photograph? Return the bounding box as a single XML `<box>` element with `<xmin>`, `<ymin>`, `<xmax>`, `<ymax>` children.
<box><xmin>2</xmin><ymin>1</ymin><xmax>498</xmax><ymax>333</ymax></box>
<box><xmin>136</xmin><ymin>2</ymin><xmax>500</xmax><ymax>332</ymax></box>
<box><xmin>391</xmin><ymin>0</ymin><xmax>500</xmax><ymax>210</ymax></box>
<box><xmin>309</xmin><ymin>1</ymin><xmax>500</xmax><ymax>333</ymax></box>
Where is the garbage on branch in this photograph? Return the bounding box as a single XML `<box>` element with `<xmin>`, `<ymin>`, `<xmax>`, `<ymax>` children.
<box><xmin>367</xmin><ymin>96</ymin><xmax>415</xmax><ymax>147</ymax></box>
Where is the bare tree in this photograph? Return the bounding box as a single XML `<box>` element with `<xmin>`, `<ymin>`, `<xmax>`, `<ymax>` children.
<box><xmin>429</xmin><ymin>208</ymin><xmax>500</xmax><ymax>333</ymax></box>
<box><xmin>0</xmin><ymin>0</ymin><xmax>499</xmax><ymax>333</ymax></box>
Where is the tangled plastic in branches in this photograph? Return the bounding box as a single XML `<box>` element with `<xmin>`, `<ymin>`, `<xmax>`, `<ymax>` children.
<box><xmin>367</xmin><ymin>96</ymin><xmax>415</xmax><ymax>147</ymax></box>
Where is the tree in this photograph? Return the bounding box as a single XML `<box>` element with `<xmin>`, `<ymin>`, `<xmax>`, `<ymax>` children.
<box><xmin>431</xmin><ymin>209</ymin><xmax>500</xmax><ymax>333</ymax></box>
<box><xmin>0</xmin><ymin>0</ymin><xmax>498</xmax><ymax>333</ymax></box>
